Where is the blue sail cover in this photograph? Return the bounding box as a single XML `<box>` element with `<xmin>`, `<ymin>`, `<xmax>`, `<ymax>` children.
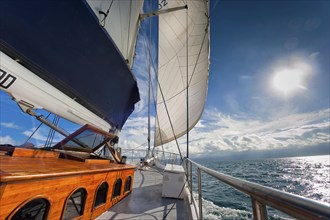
<box><xmin>0</xmin><ymin>0</ymin><xmax>140</xmax><ymax>129</ymax></box>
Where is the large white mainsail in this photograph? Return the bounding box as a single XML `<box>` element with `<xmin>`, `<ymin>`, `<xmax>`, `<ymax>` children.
<box><xmin>87</xmin><ymin>0</ymin><xmax>144</xmax><ymax>69</ymax></box>
<box><xmin>154</xmin><ymin>0</ymin><xmax>210</xmax><ymax>146</ymax></box>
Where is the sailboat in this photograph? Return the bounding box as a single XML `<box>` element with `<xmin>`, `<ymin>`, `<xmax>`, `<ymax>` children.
<box><xmin>0</xmin><ymin>0</ymin><xmax>142</xmax><ymax>219</ymax></box>
<box><xmin>1</xmin><ymin>0</ymin><xmax>329</xmax><ymax>220</ymax></box>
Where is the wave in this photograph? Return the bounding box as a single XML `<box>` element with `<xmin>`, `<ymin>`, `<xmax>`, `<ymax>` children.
<box><xmin>193</xmin><ymin>193</ymin><xmax>252</xmax><ymax>220</ymax></box>
<box><xmin>193</xmin><ymin>193</ymin><xmax>294</xmax><ymax>220</ymax></box>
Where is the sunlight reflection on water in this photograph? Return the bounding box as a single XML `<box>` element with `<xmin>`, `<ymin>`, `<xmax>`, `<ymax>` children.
<box><xmin>196</xmin><ymin>155</ymin><xmax>329</xmax><ymax>219</ymax></box>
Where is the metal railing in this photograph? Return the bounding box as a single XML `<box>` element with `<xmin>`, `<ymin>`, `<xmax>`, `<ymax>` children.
<box><xmin>153</xmin><ymin>149</ymin><xmax>181</xmax><ymax>165</ymax></box>
<box><xmin>121</xmin><ymin>149</ymin><xmax>146</xmax><ymax>164</ymax></box>
<box><xmin>121</xmin><ymin>148</ymin><xmax>181</xmax><ymax>165</ymax></box>
<box><xmin>184</xmin><ymin>158</ymin><xmax>330</xmax><ymax>220</ymax></box>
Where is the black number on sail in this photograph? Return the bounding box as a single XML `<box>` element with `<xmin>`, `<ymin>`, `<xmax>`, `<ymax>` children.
<box><xmin>159</xmin><ymin>0</ymin><xmax>168</xmax><ymax>10</ymax></box>
<box><xmin>0</xmin><ymin>69</ymin><xmax>16</xmax><ymax>89</ymax></box>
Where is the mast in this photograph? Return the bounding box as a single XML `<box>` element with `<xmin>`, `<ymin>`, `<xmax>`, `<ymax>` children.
<box><xmin>147</xmin><ymin>0</ymin><xmax>152</xmax><ymax>159</ymax></box>
<box><xmin>186</xmin><ymin>0</ymin><xmax>189</xmax><ymax>159</ymax></box>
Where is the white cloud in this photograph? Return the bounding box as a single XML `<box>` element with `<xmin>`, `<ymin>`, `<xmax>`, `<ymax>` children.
<box><xmin>22</xmin><ymin>127</ymin><xmax>64</xmax><ymax>148</ymax></box>
<box><xmin>0</xmin><ymin>135</ymin><xmax>18</xmax><ymax>145</ymax></box>
<box><xmin>119</xmin><ymin>116</ymin><xmax>152</xmax><ymax>150</ymax></box>
<box><xmin>1</xmin><ymin>122</ymin><xmax>21</xmax><ymax>129</ymax></box>
<box><xmin>120</xmin><ymin>107</ymin><xmax>330</xmax><ymax>158</ymax></box>
<box><xmin>186</xmin><ymin>108</ymin><xmax>330</xmax><ymax>156</ymax></box>
<box><xmin>23</xmin><ymin>129</ymin><xmax>48</xmax><ymax>142</ymax></box>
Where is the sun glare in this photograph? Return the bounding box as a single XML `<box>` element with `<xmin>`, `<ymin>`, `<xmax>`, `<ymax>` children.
<box><xmin>272</xmin><ymin>69</ymin><xmax>304</xmax><ymax>94</ymax></box>
<box><xmin>270</xmin><ymin>56</ymin><xmax>313</xmax><ymax>96</ymax></box>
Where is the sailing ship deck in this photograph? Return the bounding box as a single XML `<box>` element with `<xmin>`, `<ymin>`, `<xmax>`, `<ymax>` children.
<box><xmin>97</xmin><ymin>166</ymin><xmax>192</xmax><ymax>220</ymax></box>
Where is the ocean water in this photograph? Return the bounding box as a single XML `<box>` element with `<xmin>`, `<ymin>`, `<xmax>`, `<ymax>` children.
<box><xmin>191</xmin><ymin>155</ymin><xmax>330</xmax><ymax>220</ymax></box>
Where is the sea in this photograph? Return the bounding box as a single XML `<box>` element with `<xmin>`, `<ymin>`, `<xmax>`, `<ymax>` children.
<box><xmin>191</xmin><ymin>155</ymin><xmax>330</xmax><ymax>220</ymax></box>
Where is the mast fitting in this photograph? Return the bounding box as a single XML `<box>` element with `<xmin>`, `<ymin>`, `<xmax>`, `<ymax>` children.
<box><xmin>139</xmin><ymin>5</ymin><xmax>187</xmax><ymax>20</ymax></box>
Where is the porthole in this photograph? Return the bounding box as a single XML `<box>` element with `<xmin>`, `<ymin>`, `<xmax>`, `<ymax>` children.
<box><xmin>94</xmin><ymin>182</ymin><xmax>108</xmax><ymax>208</ymax></box>
<box><xmin>112</xmin><ymin>179</ymin><xmax>122</xmax><ymax>199</ymax></box>
<box><xmin>11</xmin><ymin>198</ymin><xmax>49</xmax><ymax>220</ymax></box>
<box><xmin>63</xmin><ymin>188</ymin><xmax>86</xmax><ymax>220</ymax></box>
<box><xmin>125</xmin><ymin>176</ymin><xmax>132</xmax><ymax>192</ymax></box>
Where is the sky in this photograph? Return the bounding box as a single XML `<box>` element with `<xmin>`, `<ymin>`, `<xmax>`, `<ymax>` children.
<box><xmin>0</xmin><ymin>0</ymin><xmax>329</xmax><ymax>160</ymax></box>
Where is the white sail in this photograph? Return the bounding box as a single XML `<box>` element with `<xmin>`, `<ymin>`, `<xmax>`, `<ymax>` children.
<box><xmin>155</xmin><ymin>0</ymin><xmax>210</xmax><ymax>146</ymax></box>
<box><xmin>0</xmin><ymin>52</ymin><xmax>111</xmax><ymax>131</ymax></box>
<box><xmin>87</xmin><ymin>0</ymin><xmax>144</xmax><ymax>69</ymax></box>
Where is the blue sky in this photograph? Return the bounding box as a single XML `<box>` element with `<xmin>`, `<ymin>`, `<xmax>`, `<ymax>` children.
<box><xmin>1</xmin><ymin>0</ymin><xmax>329</xmax><ymax>159</ymax></box>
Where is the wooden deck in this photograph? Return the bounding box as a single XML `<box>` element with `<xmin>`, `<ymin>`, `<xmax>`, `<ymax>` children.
<box><xmin>0</xmin><ymin>151</ymin><xmax>134</xmax><ymax>182</ymax></box>
<box><xmin>97</xmin><ymin>166</ymin><xmax>193</xmax><ymax>220</ymax></box>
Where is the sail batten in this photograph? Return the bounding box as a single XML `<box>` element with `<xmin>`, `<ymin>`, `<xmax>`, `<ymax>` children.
<box><xmin>155</xmin><ymin>0</ymin><xmax>210</xmax><ymax>146</ymax></box>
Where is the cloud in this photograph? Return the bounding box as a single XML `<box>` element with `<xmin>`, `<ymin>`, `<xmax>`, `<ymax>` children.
<box><xmin>120</xmin><ymin>107</ymin><xmax>329</xmax><ymax>159</ymax></box>
<box><xmin>239</xmin><ymin>75</ymin><xmax>255</xmax><ymax>80</ymax></box>
<box><xmin>0</xmin><ymin>135</ymin><xmax>18</xmax><ymax>145</ymax></box>
<box><xmin>119</xmin><ymin>116</ymin><xmax>154</xmax><ymax>150</ymax></box>
<box><xmin>1</xmin><ymin>122</ymin><xmax>21</xmax><ymax>129</ymax></box>
<box><xmin>22</xmin><ymin>127</ymin><xmax>64</xmax><ymax>148</ymax></box>
<box><xmin>189</xmin><ymin>108</ymin><xmax>329</xmax><ymax>156</ymax></box>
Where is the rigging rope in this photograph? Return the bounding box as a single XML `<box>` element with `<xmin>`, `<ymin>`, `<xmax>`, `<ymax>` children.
<box><xmin>141</xmin><ymin>24</ymin><xmax>183</xmax><ymax>163</ymax></box>
<box><xmin>45</xmin><ymin>115</ymin><xmax>60</xmax><ymax>148</ymax></box>
<box><xmin>24</xmin><ymin>112</ymin><xmax>51</xmax><ymax>144</ymax></box>
<box><xmin>140</xmin><ymin>25</ymin><xmax>162</xmax><ymax>150</ymax></box>
<box><xmin>99</xmin><ymin>0</ymin><xmax>114</xmax><ymax>27</ymax></box>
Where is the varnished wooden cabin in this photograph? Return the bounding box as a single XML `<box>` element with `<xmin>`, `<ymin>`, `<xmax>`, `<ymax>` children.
<box><xmin>0</xmin><ymin>125</ymin><xmax>135</xmax><ymax>220</ymax></box>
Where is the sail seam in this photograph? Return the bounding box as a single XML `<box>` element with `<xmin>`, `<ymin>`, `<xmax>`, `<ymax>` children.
<box><xmin>188</xmin><ymin>25</ymin><xmax>209</xmax><ymax>87</ymax></box>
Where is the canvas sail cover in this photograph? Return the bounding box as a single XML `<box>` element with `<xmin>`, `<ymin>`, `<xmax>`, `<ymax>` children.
<box><xmin>0</xmin><ymin>0</ymin><xmax>140</xmax><ymax>130</ymax></box>
<box><xmin>87</xmin><ymin>0</ymin><xmax>144</xmax><ymax>69</ymax></box>
<box><xmin>155</xmin><ymin>0</ymin><xmax>210</xmax><ymax>146</ymax></box>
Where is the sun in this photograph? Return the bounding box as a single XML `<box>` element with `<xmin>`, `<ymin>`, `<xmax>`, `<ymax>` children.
<box><xmin>270</xmin><ymin>55</ymin><xmax>314</xmax><ymax>97</ymax></box>
<box><xmin>272</xmin><ymin>69</ymin><xmax>304</xmax><ymax>94</ymax></box>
